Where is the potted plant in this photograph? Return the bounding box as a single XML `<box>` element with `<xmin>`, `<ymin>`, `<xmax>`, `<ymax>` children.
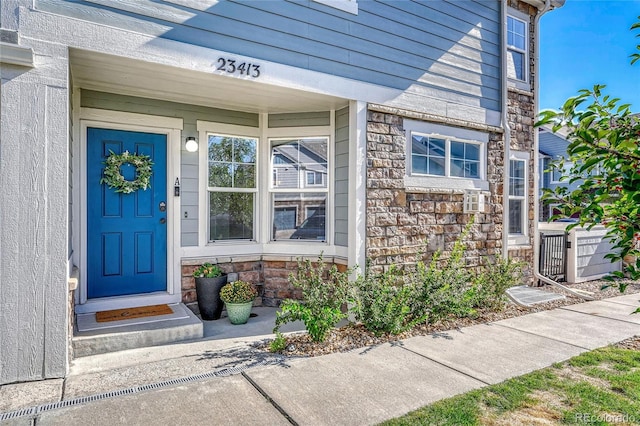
<box><xmin>193</xmin><ymin>263</ymin><xmax>227</xmax><ymax>320</ymax></box>
<box><xmin>219</xmin><ymin>280</ymin><xmax>258</xmax><ymax>325</ymax></box>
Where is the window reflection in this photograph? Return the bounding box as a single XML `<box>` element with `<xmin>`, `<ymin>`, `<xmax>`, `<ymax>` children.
<box><xmin>271</xmin><ymin>138</ymin><xmax>328</xmax><ymax>241</ymax></box>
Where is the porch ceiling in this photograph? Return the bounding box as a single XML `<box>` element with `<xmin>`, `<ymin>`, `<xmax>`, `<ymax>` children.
<box><xmin>69</xmin><ymin>49</ymin><xmax>349</xmax><ymax>114</ymax></box>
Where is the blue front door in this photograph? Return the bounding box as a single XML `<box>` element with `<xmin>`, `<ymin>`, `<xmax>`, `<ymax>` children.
<box><xmin>87</xmin><ymin>128</ymin><xmax>167</xmax><ymax>299</ymax></box>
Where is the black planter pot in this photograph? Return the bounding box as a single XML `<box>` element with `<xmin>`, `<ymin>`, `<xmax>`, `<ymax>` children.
<box><xmin>195</xmin><ymin>276</ymin><xmax>227</xmax><ymax>320</ymax></box>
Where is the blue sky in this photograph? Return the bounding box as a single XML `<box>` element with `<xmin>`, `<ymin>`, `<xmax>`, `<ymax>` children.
<box><xmin>539</xmin><ymin>0</ymin><xmax>640</xmax><ymax>112</ymax></box>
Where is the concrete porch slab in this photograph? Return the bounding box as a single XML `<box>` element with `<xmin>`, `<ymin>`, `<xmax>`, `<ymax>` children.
<box><xmin>495</xmin><ymin>308</ymin><xmax>640</xmax><ymax>349</ymax></box>
<box><xmin>202</xmin><ymin>306</ymin><xmax>305</xmax><ymax>340</ymax></box>
<box><xmin>73</xmin><ymin>303</ymin><xmax>203</xmax><ymax>357</ymax></box>
<box><xmin>245</xmin><ymin>343</ymin><xmax>485</xmax><ymax>426</ymax></box>
<box><xmin>76</xmin><ymin>303</ymin><xmax>189</xmax><ymax>332</ymax></box>
<box><xmin>562</xmin><ymin>300</ymin><xmax>640</xmax><ymax>324</ymax></box>
<box><xmin>399</xmin><ymin>323</ymin><xmax>586</xmax><ymax>385</ymax></box>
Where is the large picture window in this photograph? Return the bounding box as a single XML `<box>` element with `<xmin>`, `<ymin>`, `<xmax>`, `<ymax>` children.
<box><xmin>207</xmin><ymin>134</ymin><xmax>257</xmax><ymax>241</ymax></box>
<box><xmin>271</xmin><ymin>138</ymin><xmax>328</xmax><ymax>241</ymax></box>
<box><xmin>507</xmin><ymin>15</ymin><xmax>528</xmax><ymax>83</ymax></box>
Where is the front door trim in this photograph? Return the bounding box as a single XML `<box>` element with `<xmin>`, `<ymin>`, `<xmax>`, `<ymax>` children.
<box><xmin>76</xmin><ymin>108</ymin><xmax>183</xmax><ymax>314</ymax></box>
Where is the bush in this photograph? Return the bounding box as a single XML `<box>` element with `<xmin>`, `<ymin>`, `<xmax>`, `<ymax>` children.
<box><xmin>473</xmin><ymin>255</ymin><xmax>523</xmax><ymax>311</ymax></box>
<box><xmin>273</xmin><ymin>256</ymin><xmax>352</xmax><ymax>342</ymax></box>
<box><xmin>269</xmin><ymin>332</ymin><xmax>287</xmax><ymax>352</ymax></box>
<box><xmin>409</xmin><ymin>221</ymin><xmax>478</xmax><ymax>324</ymax></box>
<box><xmin>350</xmin><ymin>265</ymin><xmax>422</xmax><ymax>336</ymax></box>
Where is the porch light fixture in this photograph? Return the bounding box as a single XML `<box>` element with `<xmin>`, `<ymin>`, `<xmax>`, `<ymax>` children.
<box><xmin>185</xmin><ymin>136</ymin><xmax>198</xmax><ymax>152</ymax></box>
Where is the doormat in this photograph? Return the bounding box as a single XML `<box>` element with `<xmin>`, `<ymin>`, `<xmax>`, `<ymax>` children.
<box><xmin>96</xmin><ymin>304</ymin><xmax>174</xmax><ymax>323</ymax></box>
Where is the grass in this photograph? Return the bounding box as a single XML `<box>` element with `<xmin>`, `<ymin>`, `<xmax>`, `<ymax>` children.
<box><xmin>381</xmin><ymin>346</ymin><xmax>640</xmax><ymax>425</ymax></box>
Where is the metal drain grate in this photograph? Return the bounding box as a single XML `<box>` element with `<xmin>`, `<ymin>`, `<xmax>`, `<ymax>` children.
<box><xmin>0</xmin><ymin>359</ymin><xmax>272</xmax><ymax>421</ymax></box>
<box><xmin>0</xmin><ymin>407</ymin><xmax>35</xmax><ymax>421</ymax></box>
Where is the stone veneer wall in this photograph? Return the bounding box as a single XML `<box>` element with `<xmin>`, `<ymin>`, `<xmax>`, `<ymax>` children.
<box><xmin>365</xmin><ymin>108</ymin><xmax>505</xmax><ymax>274</ymax></box>
<box><xmin>181</xmin><ymin>256</ymin><xmax>348</xmax><ymax>311</ymax></box>
<box><xmin>506</xmin><ymin>89</ymin><xmax>536</xmax><ymax>284</ymax></box>
<box><xmin>505</xmin><ymin>0</ymin><xmax>539</xmax><ymax>285</ymax></box>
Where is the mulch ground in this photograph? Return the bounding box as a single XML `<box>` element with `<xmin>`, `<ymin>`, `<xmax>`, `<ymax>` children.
<box><xmin>258</xmin><ymin>280</ymin><xmax>640</xmax><ymax>357</ymax></box>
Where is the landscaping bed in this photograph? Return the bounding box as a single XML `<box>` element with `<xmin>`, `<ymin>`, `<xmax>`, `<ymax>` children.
<box><xmin>258</xmin><ymin>280</ymin><xmax>640</xmax><ymax>357</ymax></box>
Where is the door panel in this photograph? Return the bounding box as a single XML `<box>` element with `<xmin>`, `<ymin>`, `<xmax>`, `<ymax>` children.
<box><xmin>87</xmin><ymin>128</ymin><xmax>167</xmax><ymax>299</ymax></box>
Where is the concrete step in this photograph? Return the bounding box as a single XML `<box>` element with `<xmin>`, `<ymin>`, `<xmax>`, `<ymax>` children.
<box><xmin>73</xmin><ymin>303</ymin><xmax>203</xmax><ymax>358</ymax></box>
<box><xmin>506</xmin><ymin>285</ymin><xmax>565</xmax><ymax>307</ymax></box>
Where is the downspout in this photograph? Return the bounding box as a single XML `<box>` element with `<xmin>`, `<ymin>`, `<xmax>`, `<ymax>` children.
<box><xmin>500</xmin><ymin>0</ymin><xmax>511</xmax><ymax>260</ymax></box>
<box><xmin>530</xmin><ymin>0</ymin><xmax>593</xmax><ymax>299</ymax></box>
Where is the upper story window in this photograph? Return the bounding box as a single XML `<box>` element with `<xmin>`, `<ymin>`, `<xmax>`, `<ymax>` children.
<box><xmin>405</xmin><ymin>120</ymin><xmax>489</xmax><ymax>192</ymax></box>
<box><xmin>507</xmin><ymin>14</ymin><xmax>528</xmax><ymax>84</ymax></box>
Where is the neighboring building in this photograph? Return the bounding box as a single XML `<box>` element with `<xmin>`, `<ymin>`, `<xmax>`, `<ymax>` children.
<box><xmin>0</xmin><ymin>0</ymin><xmax>563</xmax><ymax>384</ymax></box>
<box><xmin>538</xmin><ymin>125</ymin><xmax>578</xmax><ymax>221</ymax></box>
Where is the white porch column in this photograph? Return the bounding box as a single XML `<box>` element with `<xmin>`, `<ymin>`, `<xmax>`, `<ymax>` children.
<box><xmin>348</xmin><ymin>100</ymin><xmax>367</xmax><ymax>273</ymax></box>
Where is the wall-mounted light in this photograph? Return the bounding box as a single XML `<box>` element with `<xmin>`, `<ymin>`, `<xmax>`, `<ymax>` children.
<box><xmin>185</xmin><ymin>136</ymin><xmax>198</xmax><ymax>153</ymax></box>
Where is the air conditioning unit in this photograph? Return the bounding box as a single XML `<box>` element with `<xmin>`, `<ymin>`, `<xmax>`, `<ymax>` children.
<box><xmin>463</xmin><ymin>191</ymin><xmax>485</xmax><ymax>213</ymax></box>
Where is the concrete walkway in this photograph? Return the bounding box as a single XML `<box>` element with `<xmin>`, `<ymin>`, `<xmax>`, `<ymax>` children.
<box><xmin>1</xmin><ymin>293</ymin><xmax>639</xmax><ymax>425</ymax></box>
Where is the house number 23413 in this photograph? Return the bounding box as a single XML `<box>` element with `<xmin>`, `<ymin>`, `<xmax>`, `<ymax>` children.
<box><xmin>216</xmin><ymin>58</ymin><xmax>261</xmax><ymax>78</ymax></box>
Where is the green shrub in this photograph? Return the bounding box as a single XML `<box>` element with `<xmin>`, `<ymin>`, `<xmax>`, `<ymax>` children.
<box><xmin>350</xmin><ymin>265</ymin><xmax>422</xmax><ymax>336</ymax></box>
<box><xmin>409</xmin><ymin>220</ymin><xmax>478</xmax><ymax>323</ymax></box>
<box><xmin>269</xmin><ymin>332</ymin><xmax>287</xmax><ymax>352</ymax></box>
<box><xmin>273</xmin><ymin>256</ymin><xmax>352</xmax><ymax>342</ymax></box>
<box><xmin>473</xmin><ymin>255</ymin><xmax>523</xmax><ymax>310</ymax></box>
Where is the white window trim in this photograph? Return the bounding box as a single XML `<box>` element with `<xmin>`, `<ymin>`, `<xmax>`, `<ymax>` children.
<box><xmin>507</xmin><ymin>9</ymin><xmax>530</xmax><ymax>91</ymax></box>
<box><xmin>195</xmin><ymin>119</ymin><xmax>335</xmax><ymax>257</ymax></box>
<box><xmin>269</xmin><ymin>136</ymin><xmax>331</xmax><ymax>243</ymax></box>
<box><xmin>206</xmin><ymin>133</ymin><xmax>259</xmax><ymax>243</ymax></box>
<box><xmin>404</xmin><ymin>120</ymin><xmax>489</xmax><ymax>192</ymax></box>
<box><xmin>508</xmin><ymin>151</ymin><xmax>530</xmax><ymax>246</ymax></box>
<box><xmin>312</xmin><ymin>0</ymin><xmax>358</xmax><ymax>15</ymax></box>
<box><xmin>198</xmin><ymin>123</ymin><xmax>261</xmax><ymax>246</ymax></box>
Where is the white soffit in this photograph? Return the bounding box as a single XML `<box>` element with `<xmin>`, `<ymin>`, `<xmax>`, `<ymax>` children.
<box><xmin>69</xmin><ymin>49</ymin><xmax>349</xmax><ymax>114</ymax></box>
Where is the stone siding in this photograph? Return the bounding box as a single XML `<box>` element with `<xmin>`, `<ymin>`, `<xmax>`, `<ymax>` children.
<box><xmin>507</xmin><ymin>88</ymin><xmax>536</xmax><ymax>284</ymax></box>
<box><xmin>181</xmin><ymin>256</ymin><xmax>347</xmax><ymax>312</ymax></box>
<box><xmin>365</xmin><ymin>109</ymin><xmax>505</xmax><ymax>273</ymax></box>
<box><xmin>505</xmin><ymin>0</ymin><xmax>539</xmax><ymax>285</ymax></box>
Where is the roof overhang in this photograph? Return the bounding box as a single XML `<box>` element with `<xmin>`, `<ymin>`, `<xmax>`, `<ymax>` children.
<box><xmin>69</xmin><ymin>49</ymin><xmax>349</xmax><ymax>114</ymax></box>
<box><xmin>520</xmin><ymin>0</ymin><xmax>565</xmax><ymax>10</ymax></box>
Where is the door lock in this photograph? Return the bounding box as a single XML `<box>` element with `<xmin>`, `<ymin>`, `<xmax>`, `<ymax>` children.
<box><xmin>159</xmin><ymin>201</ymin><xmax>166</xmax><ymax>212</ymax></box>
